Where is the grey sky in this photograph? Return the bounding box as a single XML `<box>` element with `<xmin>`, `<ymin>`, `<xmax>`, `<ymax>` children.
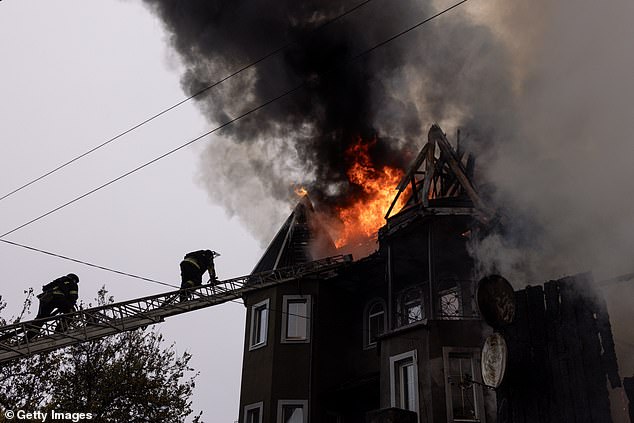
<box><xmin>0</xmin><ymin>1</ymin><xmax>265</xmax><ymax>421</ymax></box>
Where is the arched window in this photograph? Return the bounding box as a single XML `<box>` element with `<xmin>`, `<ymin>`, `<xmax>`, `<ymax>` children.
<box><xmin>365</xmin><ymin>300</ymin><xmax>386</xmax><ymax>347</ymax></box>
<box><xmin>399</xmin><ymin>287</ymin><xmax>424</xmax><ymax>326</ymax></box>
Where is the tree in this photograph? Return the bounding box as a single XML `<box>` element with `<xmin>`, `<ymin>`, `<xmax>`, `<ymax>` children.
<box><xmin>0</xmin><ymin>289</ymin><xmax>201</xmax><ymax>423</ymax></box>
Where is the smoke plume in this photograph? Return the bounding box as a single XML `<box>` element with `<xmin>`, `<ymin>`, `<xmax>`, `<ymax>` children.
<box><xmin>467</xmin><ymin>0</ymin><xmax>634</xmax><ymax>395</ymax></box>
<box><xmin>141</xmin><ymin>0</ymin><xmax>515</xmax><ymax>242</ymax></box>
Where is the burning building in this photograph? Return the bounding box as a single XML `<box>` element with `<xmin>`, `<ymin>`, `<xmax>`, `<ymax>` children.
<box><xmin>238</xmin><ymin>125</ymin><xmax>491</xmax><ymax>423</ymax></box>
<box><xmin>237</xmin><ymin>125</ymin><xmax>623</xmax><ymax>423</ymax></box>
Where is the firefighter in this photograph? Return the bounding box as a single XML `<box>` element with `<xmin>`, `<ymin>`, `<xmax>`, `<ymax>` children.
<box><xmin>27</xmin><ymin>273</ymin><xmax>79</xmax><ymax>339</ymax></box>
<box><xmin>180</xmin><ymin>250</ymin><xmax>217</xmax><ymax>301</ymax></box>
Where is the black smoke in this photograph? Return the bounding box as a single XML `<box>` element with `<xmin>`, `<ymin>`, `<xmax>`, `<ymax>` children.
<box><xmin>141</xmin><ymin>0</ymin><xmax>515</xmax><ymax>241</ymax></box>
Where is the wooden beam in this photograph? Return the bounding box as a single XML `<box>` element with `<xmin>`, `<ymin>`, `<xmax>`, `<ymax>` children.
<box><xmin>428</xmin><ymin>125</ymin><xmax>494</xmax><ymax>219</ymax></box>
<box><xmin>421</xmin><ymin>136</ymin><xmax>436</xmax><ymax>207</ymax></box>
<box><xmin>396</xmin><ymin>143</ymin><xmax>430</xmax><ymax>192</ymax></box>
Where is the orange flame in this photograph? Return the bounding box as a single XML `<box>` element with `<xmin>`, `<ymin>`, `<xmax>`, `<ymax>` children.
<box><xmin>334</xmin><ymin>137</ymin><xmax>408</xmax><ymax>249</ymax></box>
<box><xmin>294</xmin><ymin>186</ymin><xmax>308</xmax><ymax>197</ymax></box>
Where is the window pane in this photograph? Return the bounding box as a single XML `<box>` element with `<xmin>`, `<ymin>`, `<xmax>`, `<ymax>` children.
<box><xmin>252</xmin><ymin>305</ymin><xmax>268</xmax><ymax>345</ymax></box>
<box><xmin>400</xmin><ymin>363</ymin><xmax>416</xmax><ymax>411</ymax></box>
<box><xmin>448</xmin><ymin>355</ymin><xmax>477</xmax><ymax>421</ymax></box>
<box><xmin>400</xmin><ymin>289</ymin><xmax>423</xmax><ymax>325</ymax></box>
<box><xmin>258</xmin><ymin>308</ymin><xmax>268</xmax><ymax>343</ymax></box>
<box><xmin>246</xmin><ymin>408</ymin><xmax>260</xmax><ymax>423</ymax></box>
<box><xmin>439</xmin><ymin>288</ymin><xmax>462</xmax><ymax>320</ymax></box>
<box><xmin>287</xmin><ymin>300</ymin><xmax>307</xmax><ymax>339</ymax></box>
<box><xmin>282</xmin><ymin>405</ymin><xmax>304</xmax><ymax>423</ymax></box>
<box><xmin>406</xmin><ymin>303</ymin><xmax>422</xmax><ymax>323</ymax></box>
<box><xmin>369</xmin><ymin>312</ymin><xmax>384</xmax><ymax>344</ymax></box>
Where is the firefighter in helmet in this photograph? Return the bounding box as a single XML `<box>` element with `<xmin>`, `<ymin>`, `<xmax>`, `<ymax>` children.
<box><xmin>180</xmin><ymin>250</ymin><xmax>218</xmax><ymax>301</ymax></box>
<box><xmin>28</xmin><ymin>273</ymin><xmax>79</xmax><ymax>339</ymax></box>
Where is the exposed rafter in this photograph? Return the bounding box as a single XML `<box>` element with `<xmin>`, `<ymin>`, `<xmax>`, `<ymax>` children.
<box><xmin>385</xmin><ymin>124</ymin><xmax>493</xmax><ymax>223</ymax></box>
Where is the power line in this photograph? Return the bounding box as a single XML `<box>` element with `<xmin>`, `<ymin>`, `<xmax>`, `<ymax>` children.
<box><xmin>0</xmin><ymin>238</ymin><xmax>177</xmax><ymax>289</ymax></box>
<box><xmin>0</xmin><ymin>237</ymin><xmax>312</xmax><ymax>321</ymax></box>
<box><xmin>0</xmin><ymin>83</ymin><xmax>304</xmax><ymax>238</ymax></box>
<box><xmin>0</xmin><ymin>238</ymin><xmax>314</xmax><ymax>321</ymax></box>
<box><xmin>0</xmin><ymin>0</ymin><xmax>472</xmax><ymax>240</ymax></box>
<box><xmin>0</xmin><ymin>0</ymin><xmax>374</xmax><ymax>204</ymax></box>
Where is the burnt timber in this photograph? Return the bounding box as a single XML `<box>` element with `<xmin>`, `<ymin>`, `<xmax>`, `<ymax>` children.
<box><xmin>496</xmin><ymin>274</ymin><xmax>621</xmax><ymax>423</ymax></box>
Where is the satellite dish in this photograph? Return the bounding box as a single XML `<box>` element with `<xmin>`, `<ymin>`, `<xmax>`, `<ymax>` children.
<box><xmin>481</xmin><ymin>332</ymin><xmax>508</xmax><ymax>388</ymax></box>
<box><xmin>476</xmin><ymin>275</ymin><xmax>515</xmax><ymax>328</ymax></box>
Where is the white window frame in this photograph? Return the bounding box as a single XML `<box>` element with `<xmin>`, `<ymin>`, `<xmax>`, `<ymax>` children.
<box><xmin>249</xmin><ymin>299</ymin><xmax>270</xmax><ymax>351</ymax></box>
<box><xmin>281</xmin><ymin>295</ymin><xmax>311</xmax><ymax>343</ymax></box>
<box><xmin>364</xmin><ymin>299</ymin><xmax>387</xmax><ymax>349</ymax></box>
<box><xmin>389</xmin><ymin>350</ymin><xmax>420</xmax><ymax>419</ymax></box>
<box><xmin>442</xmin><ymin>347</ymin><xmax>486</xmax><ymax>423</ymax></box>
<box><xmin>276</xmin><ymin>399</ymin><xmax>308</xmax><ymax>423</ymax></box>
<box><xmin>244</xmin><ymin>401</ymin><xmax>264</xmax><ymax>423</ymax></box>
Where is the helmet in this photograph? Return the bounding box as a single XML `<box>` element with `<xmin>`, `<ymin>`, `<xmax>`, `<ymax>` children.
<box><xmin>67</xmin><ymin>273</ymin><xmax>79</xmax><ymax>283</ymax></box>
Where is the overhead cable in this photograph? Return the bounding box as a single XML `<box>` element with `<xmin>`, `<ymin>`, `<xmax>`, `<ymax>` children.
<box><xmin>0</xmin><ymin>238</ymin><xmax>178</xmax><ymax>289</ymax></box>
<box><xmin>0</xmin><ymin>238</ymin><xmax>310</xmax><ymax>320</ymax></box>
<box><xmin>0</xmin><ymin>0</ymin><xmax>472</xmax><ymax>240</ymax></box>
<box><xmin>0</xmin><ymin>0</ymin><xmax>374</xmax><ymax>204</ymax></box>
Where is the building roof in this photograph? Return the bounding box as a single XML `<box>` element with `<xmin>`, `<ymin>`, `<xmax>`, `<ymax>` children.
<box><xmin>251</xmin><ymin>196</ymin><xmax>334</xmax><ymax>274</ymax></box>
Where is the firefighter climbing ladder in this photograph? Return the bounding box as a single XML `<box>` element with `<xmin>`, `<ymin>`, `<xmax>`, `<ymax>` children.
<box><xmin>0</xmin><ymin>255</ymin><xmax>351</xmax><ymax>364</ymax></box>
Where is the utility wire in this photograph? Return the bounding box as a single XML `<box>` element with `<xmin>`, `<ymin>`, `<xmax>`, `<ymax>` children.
<box><xmin>0</xmin><ymin>83</ymin><xmax>304</xmax><ymax>238</ymax></box>
<box><xmin>0</xmin><ymin>237</ymin><xmax>312</xmax><ymax>320</ymax></box>
<box><xmin>0</xmin><ymin>238</ymin><xmax>306</xmax><ymax>321</ymax></box>
<box><xmin>0</xmin><ymin>238</ymin><xmax>177</xmax><ymax>289</ymax></box>
<box><xmin>0</xmin><ymin>0</ymin><xmax>471</xmax><ymax>240</ymax></box>
<box><xmin>0</xmin><ymin>0</ymin><xmax>374</xmax><ymax>204</ymax></box>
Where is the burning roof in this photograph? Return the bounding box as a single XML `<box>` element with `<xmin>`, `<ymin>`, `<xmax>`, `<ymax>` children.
<box><xmin>253</xmin><ymin>124</ymin><xmax>489</xmax><ymax>266</ymax></box>
<box><xmin>251</xmin><ymin>196</ymin><xmax>335</xmax><ymax>273</ymax></box>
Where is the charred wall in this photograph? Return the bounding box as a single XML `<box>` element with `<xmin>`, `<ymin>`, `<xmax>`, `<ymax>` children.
<box><xmin>496</xmin><ymin>274</ymin><xmax>621</xmax><ymax>423</ymax></box>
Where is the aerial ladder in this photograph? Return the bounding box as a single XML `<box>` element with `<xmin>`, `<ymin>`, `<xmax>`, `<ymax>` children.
<box><xmin>0</xmin><ymin>254</ymin><xmax>352</xmax><ymax>364</ymax></box>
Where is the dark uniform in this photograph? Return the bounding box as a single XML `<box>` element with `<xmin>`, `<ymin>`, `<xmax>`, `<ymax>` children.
<box><xmin>180</xmin><ymin>250</ymin><xmax>216</xmax><ymax>301</ymax></box>
<box><xmin>28</xmin><ymin>274</ymin><xmax>79</xmax><ymax>339</ymax></box>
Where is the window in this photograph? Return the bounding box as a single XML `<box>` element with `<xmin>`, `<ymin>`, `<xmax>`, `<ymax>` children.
<box><xmin>249</xmin><ymin>299</ymin><xmax>269</xmax><ymax>350</ymax></box>
<box><xmin>399</xmin><ymin>288</ymin><xmax>424</xmax><ymax>326</ymax></box>
<box><xmin>390</xmin><ymin>351</ymin><xmax>419</xmax><ymax>415</ymax></box>
<box><xmin>281</xmin><ymin>295</ymin><xmax>311</xmax><ymax>343</ymax></box>
<box><xmin>365</xmin><ymin>300</ymin><xmax>386</xmax><ymax>348</ymax></box>
<box><xmin>443</xmin><ymin>348</ymin><xmax>485</xmax><ymax>423</ymax></box>
<box><xmin>439</xmin><ymin>287</ymin><xmax>462</xmax><ymax>320</ymax></box>
<box><xmin>277</xmin><ymin>400</ymin><xmax>308</xmax><ymax>423</ymax></box>
<box><xmin>244</xmin><ymin>402</ymin><xmax>263</xmax><ymax>423</ymax></box>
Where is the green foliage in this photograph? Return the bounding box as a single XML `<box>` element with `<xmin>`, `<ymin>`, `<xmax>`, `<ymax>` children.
<box><xmin>0</xmin><ymin>289</ymin><xmax>202</xmax><ymax>423</ymax></box>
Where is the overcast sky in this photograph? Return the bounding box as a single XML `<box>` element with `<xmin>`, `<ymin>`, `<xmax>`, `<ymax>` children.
<box><xmin>0</xmin><ymin>1</ymin><xmax>266</xmax><ymax>421</ymax></box>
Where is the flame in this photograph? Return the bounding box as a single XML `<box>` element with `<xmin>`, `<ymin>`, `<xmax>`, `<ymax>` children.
<box><xmin>334</xmin><ymin>137</ymin><xmax>408</xmax><ymax>249</ymax></box>
<box><xmin>294</xmin><ymin>186</ymin><xmax>308</xmax><ymax>197</ymax></box>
